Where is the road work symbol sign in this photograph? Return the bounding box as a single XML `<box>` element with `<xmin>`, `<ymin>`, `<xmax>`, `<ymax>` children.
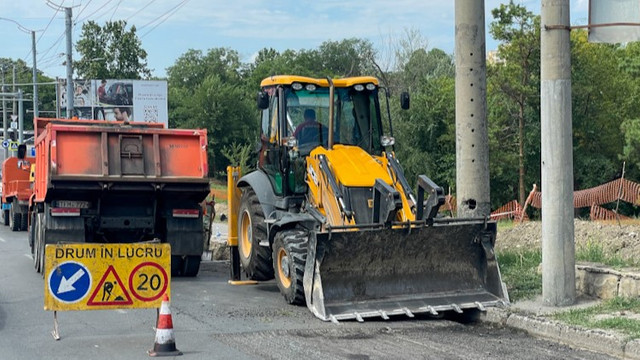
<box><xmin>44</xmin><ymin>243</ymin><xmax>171</xmax><ymax>311</ymax></box>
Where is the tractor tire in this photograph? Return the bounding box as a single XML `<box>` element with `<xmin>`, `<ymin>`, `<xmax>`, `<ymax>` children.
<box><xmin>3</xmin><ymin>209</ymin><xmax>8</xmax><ymax>226</ymax></box>
<box><xmin>272</xmin><ymin>229</ymin><xmax>308</xmax><ymax>305</ymax></box>
<box><xmin>237</xmin><ymin>189</ymin><xmax>274</xmax><ymax>281</ymax></box>
<box><xmin>9</xmin><ymin>205</ymin><xmax>21</xmax><ymax>232</ymax></box>
<box><xmin>183</xmin><ymin>255</ymin><xmax>201</xmax><ymax>277</ymax></box>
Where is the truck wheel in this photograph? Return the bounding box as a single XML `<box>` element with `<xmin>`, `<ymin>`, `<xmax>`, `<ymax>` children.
<box><xmin>38</xmin><ymin>213</ymin><xmax>46</xmax><ymax>277</ymax></box>
<box><xmin>28</xmin><ymin>212</ymin><xmax>35</xmax><ymax>254</ymax></box>
<box><xmin>272</xmin><ymin>229</ymin><xmax>308</xmax><ymax>305</ymax></box>
<box><xmin>33</xmin><ymin>213</ymin><xmax>42</xmax><ymax>273</ymax></box>
<box><xmin>171</xmin><ymin>255</ymin><xmax>184</xmax><ymax>277</ymax></box>
<box><xmin>21</xmin><ymin>213</ymin><xmax>28</xmax><ymax>231</ymax></box>
<box><xmin>3</xmin><ymin>209</ymin><xmax>8</xmax><ymax>226</ymax></box>
<box><xmin>9</xmin><ymin>206</ymin><xmax>21</xmax><ymax>232</ymax></box>
<box><xmin>183</xmin><ymin>255</ymin><xmax>201</xmax><ymax>277</ymax></box>
<box><xmin>237</xmin><ymin>189</ymin><xmax>274</xmax><ymax>281</ymax></box>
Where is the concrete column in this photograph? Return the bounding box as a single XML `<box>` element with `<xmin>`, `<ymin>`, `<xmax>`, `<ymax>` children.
<box><xmin>32</xmin><ymin>30</ymin><xmax>38</xmax><ymax>119</ymax></box>
<box><xmin>65</xmin><ymin>7</ymin><xmax>73</xmax><ymax>118</ymax></box>
<box><xmin>455</xmin><ymin>0</ymin><xmax>491</xmax><ymax>218</ymax></box>
<box><xmin>541</xmin><ymin>0</ymin><xmax>576</xmax><ymax>306</ymax></box>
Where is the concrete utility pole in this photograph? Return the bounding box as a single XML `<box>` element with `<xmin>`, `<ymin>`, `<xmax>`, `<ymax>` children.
<box><xmin>1</xmin><ymin>66</ymin><xmax>7</xmax><ymax>159</ymax></box>
<box><xmin>32</xmin><ymin>30</ymin><xmax>39</xmax><ymax>119</ymax></box>
<box><xmin>454</xmin><ymin>0</ymin><xmax>491</xmax><ymax>218</ymax></box>
<box><xmin>65</xmin><ymin>6</ymin><xmax>73</xmax><ymax>119</ymax></box>
<box><xmin>541</xmin><ymin>0</ymin><xmax>576</xmax><ymax>306</ymax></box>
<box><xmin>17</xmin><ymin>89</ymin><xmax>23</xmax><ymax>144</ymax></box>
<box><xmin>12</xmin><ymin>65</ymin><xmax>17</xmax><ymax>116</ymax></box>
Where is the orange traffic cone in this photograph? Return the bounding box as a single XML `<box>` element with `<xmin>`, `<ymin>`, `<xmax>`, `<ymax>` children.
<box><xmin>148</xmin><ymin>294</ymin><xmax>182</xmax><ymax>357</ymax></box>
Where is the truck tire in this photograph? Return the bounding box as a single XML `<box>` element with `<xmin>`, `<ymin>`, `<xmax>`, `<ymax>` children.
<box><xmin>33</xmin><ymin>213</ymin><xmax>42</xmax><ymax>273</ymax></box>
<box><xmin>171</xmin><ymin>255</ymin><xmax>184</xmax><ymax>276</ymax></box>
<box><xmin>3</xmin><ymin>209</ymin><xmax>8</xmax><ymax>226</ymax></box>
<box><xmin>183</xmin><ymin>255</ymin><xmax>201</xmax><ymax>277</ymax></box>
<box><xmin>38</xmin><ymin>213</ymin><xmax>46</xmax><ymax>276</ymax></box>
<box><xmin>272</xmin><ymin>229</ymin><xmax>308</xmax><ymax>305</ymax></box>
<box><xmin>9</xmin><ymin>205</ymin><xmax>21</xmax><ymax>232</ymax></box>
<box><xmin>21</xmin><ymin>213</ymin><xmax>28</xmax><ymax>231</ymax></box>
<box><xmin>28</xmin><ymin>212</ymin><xmax>35</xmax><ymax>254</ymax></box>
<box><xmin>237</xmin><ymin>189</ymin><xmax>274</xmax><ymax>281</ymax></box>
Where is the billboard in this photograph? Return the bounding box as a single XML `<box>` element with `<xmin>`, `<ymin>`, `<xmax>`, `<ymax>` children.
<box><xmin>58</xmin><ymin>79</ymin><xmax>169</xmax><ymax>127</ymax></box>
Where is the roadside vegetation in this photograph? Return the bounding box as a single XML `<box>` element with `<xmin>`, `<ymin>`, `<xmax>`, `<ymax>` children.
<box><xmin>554</xmin><ymin>297</ymin><xmax>640</xmax><ymax>340</ymax></box>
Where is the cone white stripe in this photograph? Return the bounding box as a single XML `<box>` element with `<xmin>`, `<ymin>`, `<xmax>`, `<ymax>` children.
<box><xmin>159</xmin><ymin>301</ymin><xmax>170</xmax><ymax>315</ymax></box>
<box><xmin>154</xmin><ymin>328</ymin><xmax>175</xmax><ymax>344</ymax></box>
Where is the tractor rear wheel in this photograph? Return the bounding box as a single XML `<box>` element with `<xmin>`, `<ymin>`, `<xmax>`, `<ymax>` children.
<box><xmin>273</xmin><ymin>229</ymin><xmax>308</xmax><ymax>305</ymax></box>
<box><xmin>237</xmin><ymin>189</ymin><xmax>273</xmax><ymax>281</ymax></box>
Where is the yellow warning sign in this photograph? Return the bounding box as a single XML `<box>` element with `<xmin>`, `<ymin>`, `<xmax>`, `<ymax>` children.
<box><xmin>44</xmin><ymin>243</ymin><xmax>171</xmax><ymax>311</ymax></box>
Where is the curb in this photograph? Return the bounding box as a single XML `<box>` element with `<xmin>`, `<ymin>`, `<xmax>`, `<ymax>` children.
<box><xmin>482</xmin><ymin>308</ymin><xmax>640</xmax><ymax>359</ymax></box>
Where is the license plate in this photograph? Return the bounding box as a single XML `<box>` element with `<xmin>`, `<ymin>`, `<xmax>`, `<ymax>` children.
<box><xmin>53</xmin><ymin>200</ymin><xmax>91</xmax><ymax>209</ymax></box>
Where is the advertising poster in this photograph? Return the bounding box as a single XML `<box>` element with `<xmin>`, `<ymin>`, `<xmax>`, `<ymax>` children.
<box><xmin>57</xmin><ymin>79</ymin><xmax>168</xmax><ymax>127</ymax></box>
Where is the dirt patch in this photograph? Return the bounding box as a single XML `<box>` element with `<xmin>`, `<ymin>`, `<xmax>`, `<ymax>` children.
<box><xmin>496</xmin><ymin>219</ymin><xmax>640</xmax><ymax>263</ymax></box>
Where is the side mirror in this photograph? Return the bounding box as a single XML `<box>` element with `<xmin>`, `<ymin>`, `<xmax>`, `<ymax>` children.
<box><xmin>257</xmin><ymin>91</ymin><xmax>269</xmax><ymax>110</ymax></box>
<box><xmin>400</xmin><ymin>92</ymin><xmax>410</xmax><ymax>110</ymax></box>
<box><xmin>17</xmin><ymin>144</ymin><xmax>26</xmax><ymax>160</ymax></box>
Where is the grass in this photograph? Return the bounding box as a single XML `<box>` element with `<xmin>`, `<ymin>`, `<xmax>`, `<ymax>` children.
<box><xmin>575</xmin><ymin>239</ymin><xmax>636</xmax><ymax>268</ymax></box>
<box><xmin>497</xmin><ymin>249</ymin><xmax>542</xmax><ymax>301</ymax></box>
<box><xmin>553</xmin><ymin>297</ymin><xmax>640</xmax><ymax>340</ymax></box>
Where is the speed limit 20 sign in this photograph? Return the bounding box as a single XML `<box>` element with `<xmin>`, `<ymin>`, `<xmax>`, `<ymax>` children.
<box><xmin>44</xmin><ymin>243</ymin><xmax>171</xmax><ymax>311</ymax></box>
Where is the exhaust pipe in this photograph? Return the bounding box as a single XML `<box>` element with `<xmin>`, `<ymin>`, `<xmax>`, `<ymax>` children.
<box><xmin>327</xmin><ymin>77</ymin><xmax>334</xmax><ymax>150</ymax></box>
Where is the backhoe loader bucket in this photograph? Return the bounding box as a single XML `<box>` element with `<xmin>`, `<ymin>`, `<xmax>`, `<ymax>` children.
<box><xmin>303</xmin><ymin>219</ymin><xmax>508</xmax><ymax>322</ymax></box>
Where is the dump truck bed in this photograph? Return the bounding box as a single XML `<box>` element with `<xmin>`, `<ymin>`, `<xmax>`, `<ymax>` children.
<box><xmin>2</xmin><ymin>157</ymin><xmax>35</xmax><ymax>203</ymax></box>
<box><xmin>33</xmin><ymin>118</ymin><xmax>209</xmax><ymax>202</ymax></box>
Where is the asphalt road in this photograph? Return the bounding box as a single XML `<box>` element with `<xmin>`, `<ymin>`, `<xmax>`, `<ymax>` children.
<box><xmin>0</xmin><ymin>223</ymin><xmax>617</xmax><ymax>360</ymax></box>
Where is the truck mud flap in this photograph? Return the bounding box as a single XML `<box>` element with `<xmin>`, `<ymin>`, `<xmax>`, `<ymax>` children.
<box><xmin>303</xmin><ymin>221</ymin><xmax>509</xmax><ymax>322</ymax></box>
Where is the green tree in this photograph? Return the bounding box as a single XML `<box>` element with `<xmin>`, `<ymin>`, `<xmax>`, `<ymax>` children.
<box><xmin>488</xmin><ymin>1</ymin><xmax>540</xmax><ymax>206</ymax></box>
<box><xmin>168</xmin><ymin>48</ymin><xmax>255</xmax><ymax>176</ymax></box>
<box><xmin>0</xmin><ymin>58</ymin><xmax>56</xmax><ymax>131</ymax></box>
<box><xmin>75</xmin><ymin>20</ymin><xmax>151</xmax><ymax>79</ymax></box>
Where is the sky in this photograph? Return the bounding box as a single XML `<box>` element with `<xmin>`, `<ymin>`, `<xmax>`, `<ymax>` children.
<box><xmin>0</xmin><ymin>0</ymin><xmax>590</xmax><ymax>80</ymax></box>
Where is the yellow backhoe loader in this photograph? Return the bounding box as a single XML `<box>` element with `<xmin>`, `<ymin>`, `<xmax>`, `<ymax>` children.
<box><xmin>227</xmin><ymin>75</ymin><xmax>508</xmax><ymax>322</ymax></box>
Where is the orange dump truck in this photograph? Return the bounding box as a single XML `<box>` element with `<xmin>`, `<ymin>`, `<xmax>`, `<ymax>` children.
<box><xmin>28</xmin><ymin>118</ymin><xmax>210</xmax><ymax>277</ymax></box>
<box><xmin>1</xmin><ymin>153</ymin><xmax>35</xmax><ymax>231</ymax></box>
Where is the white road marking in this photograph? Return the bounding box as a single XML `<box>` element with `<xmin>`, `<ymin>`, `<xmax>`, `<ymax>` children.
<box><xmin>0</xmin><ymin>237</ymin><xmax>6</xmax><ymax>242</ymax></box>
<box><xmin>116</xmin><ymin>309</ymin><xmax>127</xmax><ymax>314</ymax></box>
<box><xmin>24</xmin><ymin>254</ymin><xmax>33</xmax><ymax>259</ymax></box>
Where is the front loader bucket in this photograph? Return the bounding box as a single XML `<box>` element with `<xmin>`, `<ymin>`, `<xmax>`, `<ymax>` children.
<box><xmin>303</xmin><ymin>220</ymin><xmax>508</xmax><ymax>322</ymax></box>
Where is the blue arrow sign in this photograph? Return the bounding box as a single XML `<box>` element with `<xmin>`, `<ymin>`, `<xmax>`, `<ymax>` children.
<box><xmin>1</xmin><ymin>140</ymin><xmax>8</xmax><ymax>149</ymax></box>
<box><xmin>48</xmin><ymin>261</ymin><xmax>92</xmax><ymax>303</ymax></box>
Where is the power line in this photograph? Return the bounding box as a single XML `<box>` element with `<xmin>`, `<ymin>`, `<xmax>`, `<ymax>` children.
<box><xmin>37</xmin><ymin>30</ymin><xmax>66</xmax><ymax>64</ymax></box>
<box><xmin>37</xmin><ymin>0</ymin><xmax>66</xmax><ymax>46</ymax></box>
<box><xmin>74</xmin><ymin>0</ymin><xmax>95</xmax><ymax>22</ymax></box>
<box><xmin>140</xmin><ymin>0</ymin><xmax>190</xmax><ymax>39</ymax></box>
<box><xmin>76</xmin><ymin>0</ymin><xmax>113</xmax><ymax>24</ymax></box>
<box><xmin>109</xmin><ymin>0</ymin><xmax>123</xmax><ymax>21</ymax></box>
<box><xmin>126</xmin><ymin>0</ymin><xmax>158</xmax><ymax>22</ymax></box>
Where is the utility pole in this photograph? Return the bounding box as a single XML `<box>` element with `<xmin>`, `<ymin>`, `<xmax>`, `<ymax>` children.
<box><xmin>17</xmin><ymin>89</ymin><xmax>23</xmax><ymax>144</ymax></box>
<box><xmin>12</xmin><ymin>65</ymin><xmax>17</xmax><ymax>116</ymax></box>
<box><xmin>541</xmin><ymin>0</ymin><xmax>575</xmax><ymax>306</ymax></box>
<box><xmin>1</xmin><ymin>65</ymin><xmax>6</xmax><ymax>159</ymax></box>
<box><xmin>65</xmin><ymin>6</ymin><xmax>73</xmax><ymax>118</ymax></box>
<box><xmin>454</xmin><ymin>0</ymin><xmax>491</xmax><ymax>218</ymax></box>
<box><xmin>32</xmin><ymin>30</ymin><xmax>39</xmax><ymax>119</ymax></box>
